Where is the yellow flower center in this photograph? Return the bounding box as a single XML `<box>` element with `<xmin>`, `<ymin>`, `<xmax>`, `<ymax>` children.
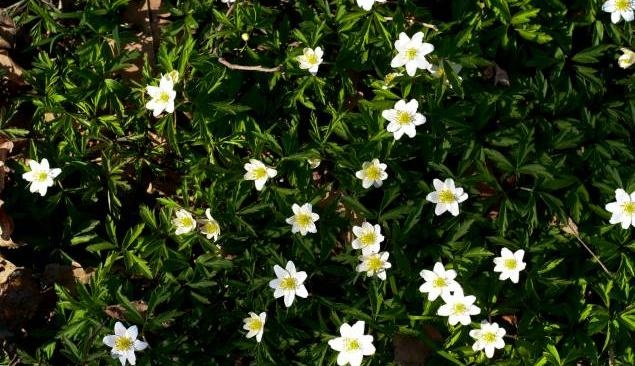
<box><xmin>482</xmin><ymin>331</ymin><xmax>497</xmax><ymax>344</ymax></box>
<box><xmin>280</xmin><ymin>277</ymin><xmax>297</xmax><ymax>290</ymax></box>
<box><xmin>452</xmin><ymin>303</ymin><xmax>467</xmax><ymax>315</ymax></box>
<box><xmin>367</xmin><ymin>256</ymin><xmax>383</xmax><ymax>271</ymax></box>
<box><xmin>504</xmin><ymin>258</ymin><xmax>517</xmax><ymax>270</ymax></box>
<box><xmin>433</xmin><ymin>277</ymin><xmax>447</xmax><ymax>288</ymax></box>
<box><xmin>203</xmin><ymin>221</ymin><xmax>219</xmax><ymax>234</ymax></box>
<box><xmin>622</xmin><ymin>202</ymin><xmax>635</xmax><ymax>215</ymax></box>
<box><xmin>615</xmin><ymin>0</ymin><xmax>631</xmax><ymax>10</ymax></box>
<box><xmin>344</xmin><ymin>338</ymin><xmax>361</xmax><ymax>351</ymax></box>
<box><xmin>438</xmin><ymin>189</ymin><xmax>456</xmax><ymax>204</ymax></box>
<box><xmin>396</xmin><ymin>111</ymin><xmax>412</xmax><ymax>126</ymax></box>
<box><xmin>306</xmin><ymin>53</ymin><xmax>318</xmax><ymax>65</ymax></box>
<box><xmin>247</xmin><ymin>318</ymin><xmax>263</xmax><ymax>331</ymax></box>
<box><xmin>159</xmin><ymin>91</ymin><xmax>171</xmax><ymax>103</ymax></box>
<box><xmin>405</xmin><ymin>47</ymin><xmax>418</xmax><ymax>60</ymax></box>
<box><xmin>178</xmin><ymin>217</ymin><xmax>195</xmax><ymax>228</ymax></box>
<box><xmin>295</xmin><ymin>213</ymin><xmax>312</xmax><ymax>228</ymax></box>
<box><xmin>114</xmin><ymin>336</ymin><xmax>133</xmax><ymax>351</ymax></box>
<box><xmin>252</xmin><ymin>166</ymin><xmax>268</xmax><ymax>180</ymax></box>
<box><xmin>364</xmin><ymin>166</ymin><xmax>382</xmax><ymax>181</ymax></box>
<box><xmin>359</xmin><ymin>231</ymin><xmax>376</xmax><ymax>247</ymax></box>
<box><xmin>35</xmin><ymin>171</ymin><xmax>49</xmax><ymax>182</ymax></box>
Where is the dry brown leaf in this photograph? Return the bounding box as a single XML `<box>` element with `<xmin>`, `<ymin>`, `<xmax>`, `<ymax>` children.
<box><xmin>0</xmin><ymin>13</ymin><xmax>16</xmax><ymax>50</ymax></box>
<box><xmin>0</xmin><ymin>255</ymin><xmax>16</xmax><ymax>284</ymax></box>
<box><xmin>0</xmin><ymin>49</ymin><xmax>24</xmax><ymax>86</ymax></box>
<box><xmin>0</xmin><ymin>265</ymin><xmax>41</xmax><ymax>329</ymax></box>
<box><xmin>104</xmin><ymin>300</ymin><xmax>148</xmax><ymax>321</ymax></box>
<box><xmin>71</xmin><ymin>261</ymin><xmax>95</xmax><ymax>284</ymax></box>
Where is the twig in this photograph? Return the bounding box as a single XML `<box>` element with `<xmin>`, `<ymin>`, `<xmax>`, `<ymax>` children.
<box><xmin>564</xmin><ymin>218</ymin><xmax>613</xmax><ymax>277</ymax></box>
<box><xmin>218</xmin><ymin>57</ymin><xmax>281</xmax><ymax>73</ymax></box>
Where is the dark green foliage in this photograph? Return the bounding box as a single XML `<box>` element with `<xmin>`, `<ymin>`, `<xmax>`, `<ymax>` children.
<box><xmin>0</xmin><ymin>0</ymin><xmax>633</xmax><ymax>365</ymax></box>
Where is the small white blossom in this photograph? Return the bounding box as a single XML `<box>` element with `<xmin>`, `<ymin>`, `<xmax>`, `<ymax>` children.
<box><xmin>296</xmin><ymin>47</ymin><xmax>324</xmax><ymax>75</ymax></box>
<box><xmin>268</xmin><ymin>260</ymin><xmax>308</xmax><ymax>307</ymax></box>
<box><xmin>103</xmin><ymin>322</ymin><xmax>148</xmax><ymax>366</ymax></box>
<box><xmin>285</xmin><ymin>203</ymin><xmax>320</xmax><ymax>235</ymax></box>
<box><xmin>200</xmin><ymin>208</ymin><xmax>221</xmax><ymax>241</ymax></box>
<box><xmin>351</xmin><ymin>222</ymin><xmax>384</xmax><ymax>255</ymax></box>
<box><xmin>418</xmin><ymin>262</ymin><xmax>463</xmax><ymax>301</ymax></box>
<box><xmin>22</xmin><ymin>158</ymin><xmax>61</xmax><ymax>197</ymax></box>
<box><xmin>172</xmin><ymin>209</ymin><xmax>196</xmax><ymax>235</ymax></box>
<box><xmin>602</xmin><ymin>0</ymin><xmax>634</xmax><ymax>23</ymax></box>
<box><xmin>145</xmin><ymin>75</ymin><xmax>176</xmax><ymax>117</ymax></box>
<box><xmin>469</xmin><ymin>321</ymin><xmax>506</xmax><ymax>358</ymax></box>
<box><xmin>221</xmin><ymin>0</ymin><xmax>235</xmax><ymax>4</ymax></box>
<box><xmin>382</xmin><ymin>99</ymin><xmax>427</xmax><ymax>140</ymax></box>
<box><xmin>355</xmin><ymin>159</ymin><xmax>388</xmax><ymax>189</ymax></box>
<box><xmin>243</xmin><ymin>312</ymin><xmax>266</xmax><ymax>343</ymax></box>
<box><xmin>244</xmin><ymin>159</ymin><xmax>277</xmax><ymax>191</ymax></box>
<box><xmin>356</xmin><ymin>0</ymin><xmax>385</xmax><ymax>11</ymax></box>
<box><xmin>327</xmin><ymin>320</ymin><xmax>375</xmax><ymax>366</ymax></box>
<box><xmin>493</xmin><ymin>248</ymin><xmax>527</xmax><ymax>283</ymax></box>
<box><xmin>356</xmin><ymin>251</ymin><xmax>391</xmax><ymax>280</ymax></box>
<box><xmin>605</xmin><ymin>188</ymin><xmax>635</xmax><ymax>229</ymax></box>
<box><xmin>425</xmin><ymin>178</ymin><xmax>468</xmax><ymax>216</ymax></box>
<box><xmin>390</xmin><ymin>32</ymin><xmax>434</xmax><ymax>76</ymax></box>
<box><xmin>618</xmin><ymin>48</ymin><xmax>635</xmax><ymax>68</ymax></box>
<box><xmin>437</xmin><ymin>288</ymin><xmax>481</xmax><ymax>326</ymax></box>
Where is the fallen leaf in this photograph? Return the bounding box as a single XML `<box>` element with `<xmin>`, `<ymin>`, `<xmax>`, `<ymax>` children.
<box><xmin>104</xmin><ymin>300</ymin><xmax>148</xmax><ymax>321</ymax></box>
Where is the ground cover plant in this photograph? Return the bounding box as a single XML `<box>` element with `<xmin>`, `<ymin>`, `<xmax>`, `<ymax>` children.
<box><xmin>0</xmin><ymin>0</ymin><xmax>634</xmax><ymax>364</ymax></box>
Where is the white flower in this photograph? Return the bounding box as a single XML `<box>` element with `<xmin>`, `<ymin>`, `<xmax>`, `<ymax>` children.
<box><xmin>355</xmin><ymin>159</ymin><xmax>388</xmax><ymax>189</ymax></box>
<box><xmin>469</xmin><ymin>321</ymin><xmax>506</xmax><ymax>358</ymax></box>
<box><xmin>605</xmin><ymin>188</ymin><xmax>635</xmax><ymax>229</ymax></box>
<box><xmin>351</xmin><ymin>222</ymin><xmax>384</xmax><ymax>255</ymax></box>
<box><xmin>243</xmin><ymin>312</ymin><xmax>266</xmax><ymax>343</ymax></box>
<box><xmin>268</xmin><ymin>260</ymin><xmax>308</xmax><ymax>307</ymax></box>
<box><xmin>425</xmin><ymin>178</ymin><xmax>468</xmax><ymax>216</ymax></box>
<box><xmin>602</xmin><ymin>0</ymin><xmax>634</xmax><ymax>23</ymax></box>
<box><xmin>244</xmin><ymin>159</ymin><xmax>277</xmax><ymax>191</ymax></box>
<box><xmin>437</xmin><ymin>288</ymin><xmax>481</xmax><ymax>326</ymax></box>
<box><xmin>618</xmin><ymin>48</ymin><xmax>635</xmax><ymax>69</ymax></box>
<box><xmin>418</xmin><ymin>262</ymin><xmax>463</xmax><ymax>301</ymax></box>
<box><xmin>493</xmin><ymin>248</ymin><xmax>527</xmax><ymax>283</ymax></box>
<box><xmin>285</xmin><ymin>203</ymin><xmax>320</xmax><ymax>235</ymax></box>
<box><xmin>356</xmin><ymin>0</ymin><xmax>386</xmax><ymax>11</ymax></box>
<box><xmin>327</xmin><ymin>320</ymin><xmax>376</xmax><ymax>366</ymax></box>
<box><xmin>296</xmin><ymin>47</ymin><xmax>324</xmax><ymax>75</ymax></box>
<box><xmin>172</xmin><ymin>209</ymin><xmax>196</xmax><ymax>235</ymax></box>
<box><xmin>103</xmin><ymin>322</ymin><xmax>148</xmax><ymax>366</ymax></box>
<box><xmin>145</xmin><ymin>75</ymin><xmax>176</xmax><ymax>117</ymax></box>
<box><xmin>356</xmin><ymin>251</ymin><xmax>391</xmax><ymax>280</ymax></box>
<box><xmin>221</xmin><ymin>0</ymin><xmax>235</xmax><ymax>4</ymax></box>
<box><xmin>381</xmin><ymin>99</ymin><xmax>427</xmax><ymax>140</ymax></box>
<box><xmin>22</xmin><ymin>158</ymin><xmax>61</xmax><ymax>197</ymax></box>
<box><xmin>390</xmin><ymin>32</ymin><xmax>434</xmax><ymax>76</ymax></box>
<box><xmin>200</xmin><ymin>208</ymin><xmax>221</xmax><ymax>241</ymax></box>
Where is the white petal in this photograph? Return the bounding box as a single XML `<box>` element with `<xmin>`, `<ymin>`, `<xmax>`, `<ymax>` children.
<box><xmin>103</xmin><ymin>335</ymin><xmax>116</xmax><ymax>347</ymax></box>
<box><xmin>126</xmin><ymin>325</ymin><xmax>138</xmax><ymax>340</ymax></box>
<box><xmin>134</xmin><ymin>340</ymin><xmax>148</xmax><ymax>351</ymax></box>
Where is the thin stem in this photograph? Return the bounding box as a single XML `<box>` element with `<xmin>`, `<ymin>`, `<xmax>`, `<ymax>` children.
<box><xmin>218</xmin><ymin>58</ymin><xmax>281</xmax><ymax>73</ymax></box>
